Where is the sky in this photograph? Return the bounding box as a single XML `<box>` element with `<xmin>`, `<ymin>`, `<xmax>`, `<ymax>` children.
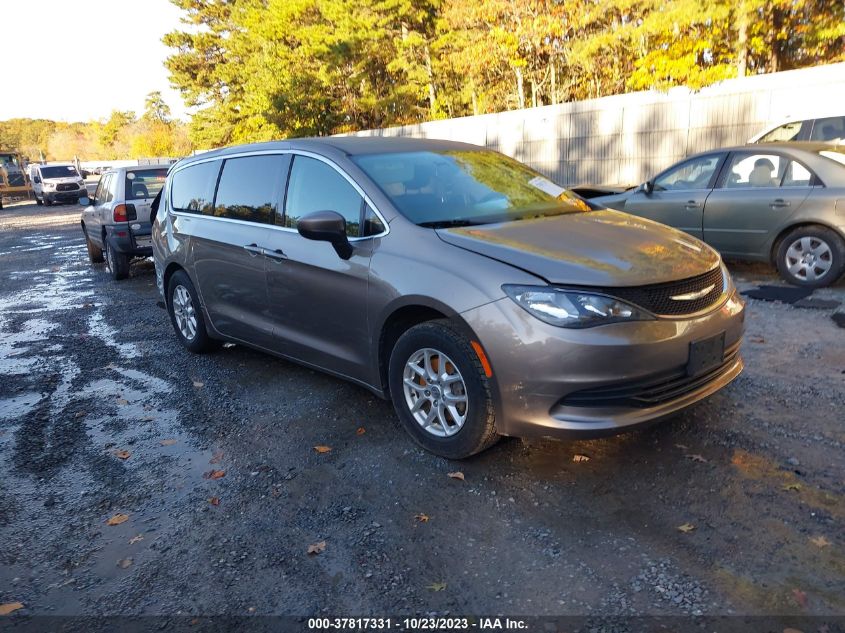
<box><xmin>1</xmin><ymin>0</ymin><xmax>188</xmax><ymax>123</ymax></box>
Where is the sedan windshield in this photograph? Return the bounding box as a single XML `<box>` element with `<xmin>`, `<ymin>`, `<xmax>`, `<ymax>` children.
<box><xmin>352</xmin><ymin>150</ymin><xmax>590</xmax><ymax>227</ymax></box>
<box><xmin>40</xmin><ymin>166</ymin><xmax>79</xmax><ymax>179</ymax></box>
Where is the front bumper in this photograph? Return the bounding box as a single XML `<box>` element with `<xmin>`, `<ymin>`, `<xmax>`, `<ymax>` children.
<box><xmin>462</xmin><ymin>291</ymin><xmax>746</xmax><ymax>439</ymax></box>
<box><xmin>44</xmin><ymin>188</ymin><xmax>84</xmax><ymax>203</ymax></box>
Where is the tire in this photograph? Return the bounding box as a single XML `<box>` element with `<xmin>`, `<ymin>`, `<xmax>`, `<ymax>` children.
<box><xmin>35</xmin><ymin>196</ymin><xmax>43</xmax><ymax>206</ymax></box>
<box><xmin>775</xmin><ymin>225</ymin><xmax>845</xmax><ymax>288</ymax></box>
<box><xmin>388</xmin><ymin>319</ymin><xmax>499</xmax><ymax>459</ymax></box>
<box><xmin>84</xmin><ymin>227</ymin><xmax>104</xmax><ymax>263</ymax></box>
<box><xmin>43</xmin><ymin>196</ymin><xmax>52</xmax><ymax>207</ymax></box>
<box><xmin>104</xmin><ymin>239</ymin><xmax>130</xmax><ymax>280</ymax></box>
<box><xmin>166</xmin><ymin>270</ymin><xmax>219</xmax><ymax>353</ymax></box>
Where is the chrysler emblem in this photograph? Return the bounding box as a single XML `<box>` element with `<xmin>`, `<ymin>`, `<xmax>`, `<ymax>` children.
<box><xmin>671</xmin><ymin>284</ymin><xmax>715</xmax><ymax>301</ymax></box>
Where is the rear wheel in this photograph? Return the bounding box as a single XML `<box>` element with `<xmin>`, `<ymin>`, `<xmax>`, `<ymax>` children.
<box><xmin>84</xmin><ymin>228</ymin><xmax>104</xmax><ymax>263</ymax></box>
<box><xmin>776</xmin><ymin>226</ymin><xmax>845</xmax><ymax>288</ymax></box>
<box><xmin>166</xmin><ymin>270</ymin><xmax>219</xmax><ymax>353</ymax></box>
<box><xmin>104</xmin><ymin>239</ymin><xmax>130</xmax><ymax>280</ymax></box>
<box><xmin>388</xmin><ymin>320</ymin><xmax>499</xmax><ymax>459</ymax></box>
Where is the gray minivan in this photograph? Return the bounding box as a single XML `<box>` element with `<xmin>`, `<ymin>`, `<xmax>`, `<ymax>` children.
<box><xmin>152</xmin><ymin>138</ymin><xmax>745</xmax><ymax>458</ymax></box>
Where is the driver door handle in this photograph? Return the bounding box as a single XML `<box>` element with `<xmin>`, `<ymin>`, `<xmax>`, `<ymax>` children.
<box><xmin>685</xmin><ymin>200</ymin><xmax>701</xmax><ymax>209</ymax></box>
<box><xmin>770</xmin><ymin>199</ymin><xmax>791</xmax><ymax>208</ymax></box>
<box><xmin>263</xmin><ymin>248</ymin><xmax>288</xmax><ymax>261</ymax></box>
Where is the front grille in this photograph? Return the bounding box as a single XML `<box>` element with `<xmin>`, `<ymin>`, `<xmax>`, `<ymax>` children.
<box><xmin>56</xmin><ymin>183</ymin><xmax>79</xmax><ymax>192</ymax></box>
<box><xmin>597</xmin><ymin>266</ymin><xmax>725</xmax><ymax>316</ymax></box>
<box><xmin>560</xmin><ymin>342</ymin><xmax>741</xmax><ymax>409</ymax></box>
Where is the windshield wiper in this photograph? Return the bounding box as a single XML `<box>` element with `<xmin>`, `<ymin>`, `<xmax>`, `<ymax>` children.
<box><xmin>418</xmin><ymin>219</ymin><xmax>483</xmax><ymax>229</ymax></box>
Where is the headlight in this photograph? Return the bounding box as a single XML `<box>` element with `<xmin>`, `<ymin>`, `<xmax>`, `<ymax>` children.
<box><xmin>43</xmin><ymin>182</ymin><xmax>56</xmax><ymax>190</ymax></box>
<box><xmin>503</xmin><ymin>284</ymin><xmax>653</xmax><ymax>328</ymax></box>
<box><xmin>77</xmin><ymin>180</ymin><xmax>85</xmax><ymax>187</ymax></box>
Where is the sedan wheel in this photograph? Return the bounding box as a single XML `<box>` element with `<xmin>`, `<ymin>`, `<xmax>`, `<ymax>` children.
<box><xmin>776</xmin><ymin>226</ymin><xmax>845</xmax><ymax>288</ymax></box>
<box><xmin>402</xmin><ymin>347</ymin><xmax>469</xmax><ymax>438</ymax></box>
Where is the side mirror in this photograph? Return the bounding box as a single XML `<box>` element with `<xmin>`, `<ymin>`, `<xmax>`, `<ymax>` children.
<box><xmin>79</xmin><ymin>196</ymin><xmax>91</xmax><ymax>206</ymax></box>
<box><xmin>34</xmin><ymin>176</ymin><xmax>41</xmax><ymax>184</ymax></box>
<box><xmin>297</xmin><ymin>210</ymin><xmax>353</xmax><ymax>259</ymax></box>
<box><xmin>642</xmin><ymin>180</ymin><xmax>654</xmax><ymax>195</ymax></box>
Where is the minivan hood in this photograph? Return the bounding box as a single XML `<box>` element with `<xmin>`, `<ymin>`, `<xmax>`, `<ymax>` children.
<box><xmin>436</xmin><ymin>210</ymin><xmax>720</xmax><ymax>287</ymax></box>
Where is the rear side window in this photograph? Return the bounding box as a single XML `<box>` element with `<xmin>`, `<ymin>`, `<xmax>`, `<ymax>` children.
<box><xmin>758</xmin><ymin>121</ymin><xmax>804</xmax><ymax>143</ymax></box>
<box><xmin>126</xmin><ymin>168</ymin><xmax>168</xmax><ymax>201</ymax></box>
<box><xmin>170</xmin><ymin>160</ymin><xmax>221</xmax><ymax>214</ymax></box>
<box><xmin>284</xmin><ymin>156</ymin><xmax>362</xmax><ymax>237</ymax></box>
<box><xmin>810</xmin><ymin>116</ymin><xmax>845</xmax><ymax>142</ymax></box>
<box><xmin>213</xmin><ymin>155</ymin><xmax>289</xmax><ymax>223</ymax></box>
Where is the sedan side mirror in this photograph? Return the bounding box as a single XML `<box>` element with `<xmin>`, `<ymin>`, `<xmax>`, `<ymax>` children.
<box><xmin>297</xmin><ymin>210</ymin><xmax>353</xmax><ymax>259</ymax></box>
<box><xmin>641</xmin><ymin>180</ymin><xmax>654</xmax><ymax>195</ymax></box>
<box><xmin>79</xmin><ymin>195</ymin><xmax>91</xmax><ymax>206</ymax></box>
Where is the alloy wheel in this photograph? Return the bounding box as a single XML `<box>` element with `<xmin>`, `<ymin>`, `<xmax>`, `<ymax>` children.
<box><xmin>785</xmin><ymin>236</ymin><xmax>833</xmax><ymax>282</ymax></box>
<box><xmin>172</xmin><ymin>284</ymin><xmax>198</xmax><ymax>341</ymax></box>
<box><xmin>402</xmin><ymin>347</ymin><xmax>468</xmax><ymax>437</ymax></box>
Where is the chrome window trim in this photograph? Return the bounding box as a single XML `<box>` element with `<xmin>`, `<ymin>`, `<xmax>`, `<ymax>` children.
<box><xmin>168</xmin><ymin>149</ymin><xmax>390</xmax><ymax>240</ymax></box>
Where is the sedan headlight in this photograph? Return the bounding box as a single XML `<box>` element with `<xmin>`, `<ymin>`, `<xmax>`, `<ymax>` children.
<box><xmin>503</xmin><ymin>284</ymin><xmax>653</xmax><ymax>328</ymax></box>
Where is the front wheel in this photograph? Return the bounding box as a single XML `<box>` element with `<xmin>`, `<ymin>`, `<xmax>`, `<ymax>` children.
<box><xmin>776</xmin><ymin>226</ymin><xmax>845</xmax><ymax>288</ymax></box>
<box><xmin>35</xmin><ymin>195</ymin><xmax>43</xmax><ymax>206</ymax></box>
<box><xmin>43</xmin><ymin>196</ymin><xmax>52</xmax><ymax>207</ymax></box>
<box><xmin>388</xmin><ymin>320</ymin><xmax>499</xmax><ymax>459</ymax></box>
<box><xmin>166</xmin><ymin>270</ymin><xmax>219</xmax><ymax>353</ymax></box>
<box><xmin>104</xmin><ymin>239</ymin><xmax>130</xmax><ymax>280</ymax></box>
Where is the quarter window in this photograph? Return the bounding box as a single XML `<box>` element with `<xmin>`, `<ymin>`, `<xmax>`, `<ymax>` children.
<box><xmin>284</xmin><ymin>156</ymin><xmax>362</xmax><ymax>237</ymax></box>
<box><xmin>213</xmin><ymin>155</ymin><xmax>289</xmax><ymax>223</ymax></box>
<box><xmin>170</xmin><ymin>160</ymin><xmax>221</xmax><ymax>214</ymax></box>
<box><xmin>653</xmin><ymin>155</ymin><xmax>722</xmax><ymax>191</ymax></box>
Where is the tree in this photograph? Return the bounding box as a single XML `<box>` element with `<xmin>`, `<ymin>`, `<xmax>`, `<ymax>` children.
<box><xmin>143</xmin><ymin>92</ymin><xmax>172</xmax><ymax>124</ymax></box>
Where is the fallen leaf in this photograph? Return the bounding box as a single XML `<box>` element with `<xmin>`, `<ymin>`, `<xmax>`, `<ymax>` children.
<box><xmin>209</xmin><ymin>497</ymin><xmax>220</xmax><ymax>506</ymax></box>
<box><xmin>572</xmin><ymin>454</ymin><xmax>590</xmax><ymax>462</ymax></box>
<box><xmin>106</xmin><ymin>513</ymin><xmax>129</xmax><ymax>526</ymax></box>
<box><xmin>116</xmin><ymin>398</ymin><xmax>129</xmax><ymax>406</ymax></box>
<box><xmin>447</xmin><ymin>471</ymin><xmax>465</xmax><ymax>481</ymax></box>
<box><xmin>427</xmin><ymin>582</ymin><xmax>447</xmax><ymax>592</ymax></box>
<box><xmin>192</xmin><ymin>381</ymin><xmax>204</xmax><ymax>388</ymax></box>
<box><xmin>307</xmin><ymin>540</ymin><xmax>326</xmax><ymax>555</ymax></box>
<box><xmin>356</xmin><ymin>427</ymin><xmax>366</xmax><ymax>436</ymax></box>
<box><xmin>140</xmin><ymin>416</ymin><xmax>155</xmax><ymax>422</ymax></box>
<box><xmin>160</xmin><ymin>439</ymin><xmax>178</xmax><ymax>446</ymax></box>
<box><xmin>143</xmin><ymin>404</ymin><xmax>154</xmax><ymax>411</ymax></box>
<box><xmin>314</xmin><ymin>445</ymin><xmax>332</xmax><ymax>454</ymax></box>
<box><xmin>677</xmin><ymin>523</ymin><xmax>696</xmax><ymax>533</ymax></box>
<box><xmin>203</xmin><ymin>470</ymin><xmax>226</xmax><ymax>480</ymax></box>
<box><xmin>50</xmin><ymin>266</ymin><xmax>60</xmax><ymax>272</ymax></box>
<box><xmin>674</xmin><ymin>443</ymin><xmax>689</xmax><ymax>450</ymax></box>
<box><xmin>792</xmin><ymin>588</ymin><xmax>808</xmax><ymax>609</ymax></box>
<box><xmin>209</xmin><ymin>451</ymin><xmax>224</xmax><ymax>464</ymax></box>
<box><xmin>415</xmin><ymin>513</ymin><xmax>430</xmax><ymax>523</ymax></box>
<box><xmin>117</xmin><ymin>558</ymin><xmax>133</xmax><ymax>569</ymax></box>
<box><xmin>783</xmin><ymin>629</ymin><xmax>804</xmax><ymax>633</ymax></box>
<box><xmin>809</xmin><ymin>536</ymin><xmax>831</xmax><ymax>548</ymax></box>
<box><xmin>113</xmin><ymin>450</ymin><xmax>131</xmax><ymax>460</ymax></box>
<box><xmin>74</xmin><ymin>411</ymin><xmax>86</xmax><ymax>419</ymax></box>
<box><xmin>783</xmin><ymin>482</ymin><xmax>802</xmax><ymax>492</ymax></box>
<box><xmin>686</xmin><ymin>454</ymin><xmax>708</xmax><ymax>463</ymax></box>
<box><xmin>0</xmin><ymin>602</ymin><xmax>24</xmax><ymax>616</ymax></box>
<box><xmin>749</xmin><ymin>336</ymin><xmax>766</xmax><ymax>344</ymax></box>
<box><xmin>128</xmin><ymin>534</ymin><xmax>144</xmax><ymax>545</ymax></box>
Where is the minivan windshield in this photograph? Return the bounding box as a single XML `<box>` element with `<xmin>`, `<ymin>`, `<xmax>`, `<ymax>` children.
<box><xmin>40</xmin><ymin>165</ymin><xmax>79</xmax><ymax>179</ymax></box>
<box><xmin>352</xmin><ymin>150</ymin><xmax>590</xmax><ymax>228</ymax></box>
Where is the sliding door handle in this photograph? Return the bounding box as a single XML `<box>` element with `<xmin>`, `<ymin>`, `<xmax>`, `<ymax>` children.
<box><xmin>264</xmin><ymin>248</ymin><xmax>288</xmax><ymax>261</ymax></box>
<box><xmin>243</xmin><ymin>243</ymin><xmax>264</xmax><ymax>256</ymax></box>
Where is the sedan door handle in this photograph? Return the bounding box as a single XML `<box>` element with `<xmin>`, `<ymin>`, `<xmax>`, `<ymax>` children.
<box><xmin>770</xmin><ymin>199</ymin><xmax>791</xmax><ymax>208</ymax></box>
<box><xmin>684</xmin><ymin>200</ymin><xmax>701</xmax><ymax>209</ymax></box>
<box><xmin>263</xmin><ymin>248</ymin><xmax>288</xmax><ymax>261</ymax></box>
<box><xmin>243</xmin><ymin>243</ymin><xmax>264</xmax><ymax>256</ymax></box>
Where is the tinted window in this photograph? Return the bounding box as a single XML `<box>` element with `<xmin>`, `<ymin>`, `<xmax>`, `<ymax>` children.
<box><xmin>284</xmin><ymin>156</ymin><xmax>362</xmax><ymax>237</ymax></box>
<box><xmin>653</xmin><ymin>154</ymin><xmax>721</xmax><ymax>191</ymax></box>
<box><xmin>810</xmin><ymin>116</ymin><xmax>845</xmax><ymax>142</ymax></box>
<box><xmin>213</xmin><ymin>155</ymin><xmax>288</xmax><ymax>223</ymax></box>
<box><xmin>40</xmin><ymin>165</ymin><xmax>79</xmax><ymax>179</ymax></box>
<box><xmin>170</xmin><ymin>161</ymin><xmax>221</xmax><ymax>214</ymax></box>
<box><xmin>353</xmin><ymin>150</ymin><xmax>589</xmax><ymax>228</ymax></box>
<box><xmin>126</xmin><ymin>168</ymin><xmax>168</xmax><ymax>201</ymax></box>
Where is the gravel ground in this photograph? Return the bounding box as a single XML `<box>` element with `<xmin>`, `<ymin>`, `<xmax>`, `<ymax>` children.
<box><xmin>0</xmin><ymin>202</ymin><xmax>843</xmax><ymax>624</ymax></box>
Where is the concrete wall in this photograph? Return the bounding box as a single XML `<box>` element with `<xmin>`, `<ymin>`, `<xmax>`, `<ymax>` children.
<box><xmin>344</xmin><ymin>62</ymin><xmax>845</xmax><ymax>186</ymax></box>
